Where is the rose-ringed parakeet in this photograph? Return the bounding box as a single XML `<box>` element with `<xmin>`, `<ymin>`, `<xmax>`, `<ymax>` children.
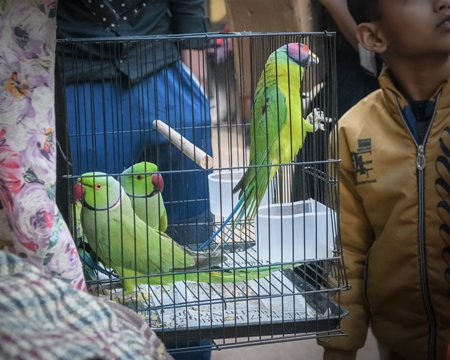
<box><xmin>71</xmin><ymin>199</ymin><xmax>112</xmax><ymax>279</ymax></box>
<box><xmin>199</xmin><ymin>42</ymin><xmax>328</xmax><ymax>250</ymax></box>
<box><xmin>74</xmin><ymin>172</ymin><xmax>290</xmax><ymax>293</ymax></box>
<box><xmin>121</xmin><ymin>162</ymin><xmax>168</xmax><ymax>232</ymax></box>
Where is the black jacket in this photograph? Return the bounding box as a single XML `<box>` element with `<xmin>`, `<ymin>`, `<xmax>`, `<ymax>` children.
<box><xmin>57</xmin><ymin>0</ymin><xmax>210</xmax><ymax>84</ymax></box>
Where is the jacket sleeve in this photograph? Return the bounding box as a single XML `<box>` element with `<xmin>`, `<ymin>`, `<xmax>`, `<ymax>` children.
<box><xmin>169</xmin><ymin>0</ymin><xmax>210</xmax><ymax>35</ymax></box>
<box><xmin>318</xmin><ymin>123</ymin><xmax>374</xmax><ymax>359</ymax></box>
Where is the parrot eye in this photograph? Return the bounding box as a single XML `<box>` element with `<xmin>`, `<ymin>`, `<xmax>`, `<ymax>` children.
<box><xmin>95</xmin><ymin>183</ymin><xmax>103</xmax><ymax>190</ymax></box>
<box><xmin>136</xmin><ymin>175</ymin><xmax>144</xmax><ymax>181</ymax></box>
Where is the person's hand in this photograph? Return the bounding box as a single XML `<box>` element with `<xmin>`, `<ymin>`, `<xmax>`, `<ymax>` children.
<box><xmin>181</xmin><ymin>49</ymin><xmax>207</xmax><ymax>89</ymax></box>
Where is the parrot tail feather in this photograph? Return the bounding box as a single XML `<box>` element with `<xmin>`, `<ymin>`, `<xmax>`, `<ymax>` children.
<box><xmin>197</xmin><ymin>196</ymin><xmax>246</xmax><ymax>251</ymax></box>
<box><xmin>183</xmin><ymin>263</ymin><xmax>298</xmax><ymax>283</ymax></box>
<box><xmin>232</xmin><ymin>175</ymin><xmax>245</xmax><ymax>195</ymax></box>
<box><xmin>181</xmin><ymin>248</ymin><xmax>227</xmax><ymax>270</ymax></box>
<box><xmin>78</xmin><ymin>248</ymin><xmax>116</xmax><ymax>278</ymax></box>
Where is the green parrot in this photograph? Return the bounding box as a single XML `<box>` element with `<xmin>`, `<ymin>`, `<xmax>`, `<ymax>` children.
<box><xmin>74</xmin><ymin>172</ymin><xmax>289</xmax><ymax>293</ymax></box>
<box><xmin>200</xmin><ymin>42</ymin><xmax>327</xmax><ymax>251</ymax></box>
<box><xmin>121</xmin><ymin>162</ymin><xmax>168</xmax><ymax>232</ymax></box>
<box><xmin>73</xmin><ymin>199</ymin><xmax>112</xmax><ymax>279</ymax></box>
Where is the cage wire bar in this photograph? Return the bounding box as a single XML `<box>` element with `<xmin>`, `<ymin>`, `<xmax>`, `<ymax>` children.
<box><xmin>56</xmin><ymin>32</ymin><xmax>348</xmax><ymax>352</ymax></box>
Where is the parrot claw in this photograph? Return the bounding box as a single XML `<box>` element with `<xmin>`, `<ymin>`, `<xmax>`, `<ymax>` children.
<box><xmin>306</xmin><ymin>108</ymin><xmax>331</xmax><ymax>131</ymax></box>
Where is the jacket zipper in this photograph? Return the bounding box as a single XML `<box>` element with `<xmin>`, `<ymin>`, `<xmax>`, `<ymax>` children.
<box><xmin>395</xmin><ymin>95</ymin><xmax>439</xmax><ymax>359</ymax></box>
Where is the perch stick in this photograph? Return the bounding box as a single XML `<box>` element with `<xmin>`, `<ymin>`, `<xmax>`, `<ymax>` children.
<box><xmin>152</xmin><ymin>120</ymin><xmax>214</xmax><ymax>170</ymax></box>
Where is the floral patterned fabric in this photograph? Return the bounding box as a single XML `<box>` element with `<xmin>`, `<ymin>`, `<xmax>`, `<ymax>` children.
<box><xmin>0</xmin><ymin>0</ymin><xmax>86</xmax><ymax>291</ymax></box>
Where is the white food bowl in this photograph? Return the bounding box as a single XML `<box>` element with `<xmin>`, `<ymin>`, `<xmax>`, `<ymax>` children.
<box><xmin>208</xmin><ymin>170</ymin><xmax>273</xmax><ymax>217</ymax></box>
<box><xmin>254</xmin><ymin>199</ymin><xmax>335</xmax><ymax>262</ymax></box>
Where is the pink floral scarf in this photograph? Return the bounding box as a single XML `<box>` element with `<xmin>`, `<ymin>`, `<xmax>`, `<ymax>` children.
<box><xmin>0</xmin><ymin>0</ymin><xmax>86</xmax><ymax>291</ymax></box>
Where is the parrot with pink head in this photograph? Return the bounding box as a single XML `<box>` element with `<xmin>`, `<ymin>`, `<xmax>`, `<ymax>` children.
<box><xmin>200</xmin><ymin>42</ymin><xmax>327</xmax><ymax>250</ymax></box>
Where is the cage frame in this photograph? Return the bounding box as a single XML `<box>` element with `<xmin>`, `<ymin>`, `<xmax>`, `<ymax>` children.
<box><xmin>55</xmin><ymin>30</ymin><xmax>349</xmax><ymax>351</ymax></box>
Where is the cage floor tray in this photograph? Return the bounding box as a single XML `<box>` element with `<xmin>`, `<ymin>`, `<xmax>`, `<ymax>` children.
<box><xmin>88</xmin><ymin>247</ymin><xmax>347</xmax><ymax>343</ymax></box>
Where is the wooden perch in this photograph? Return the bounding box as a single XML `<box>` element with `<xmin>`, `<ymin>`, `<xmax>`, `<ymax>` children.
<box><xmin>152</xmin><ymin>120</ymin><xmax>214</xmax><ymax>170</ymax></box>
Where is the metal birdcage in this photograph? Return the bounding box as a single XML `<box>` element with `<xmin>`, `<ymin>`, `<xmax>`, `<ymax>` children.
<box><xmin>56</xmin><ymin>32</ymin><xmax>348</xmax><ymax>353</ymax></box>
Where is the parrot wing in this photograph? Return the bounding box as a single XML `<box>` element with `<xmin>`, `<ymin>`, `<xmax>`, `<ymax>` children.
<box><xmin>197</xmin><ymin>83</ymin><xmax>289</xmax><ymax>251</ymax></box>
<box><xmin>234</xmin><ymin>82</ymin><xmax>288</xmax><ymax>221</ymax></box>
<box><xmin>81</xmin><ymin>208</ymin><xmax>113</xmax><ymax>269</ymax></box>
<box><xmin>93</xmin><ymin>210</ymin><xmax>195</xmax><ymax>275</ymax></box>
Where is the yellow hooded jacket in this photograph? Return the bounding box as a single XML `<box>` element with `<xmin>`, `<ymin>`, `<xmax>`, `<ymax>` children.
<box><xmin>321</xmin><ymin>68</ymin><xmax>450</xmax><ymax>360</ymax></box>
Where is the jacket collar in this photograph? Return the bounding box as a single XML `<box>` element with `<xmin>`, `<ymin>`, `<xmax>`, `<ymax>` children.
<box><xmin>378</xmin><ymin>68</ymin><xmax>450</xmax><ymax>142</ymax></box>
<box><xmin>378</xmin><ymin>67</ymin><xmax>450</xmax><ymax>111</ymax></box>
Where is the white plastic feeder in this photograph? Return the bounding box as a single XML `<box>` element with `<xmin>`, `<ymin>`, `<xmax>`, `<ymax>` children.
<box><xmin>254</xmin><ymin>199</ymin><xmax>335</xmax><ymax>262</ymax></box>
<box><xmin>208</xmin><ymin>170</ymin><xmax>273</xmax><ymax>217</ymax></box>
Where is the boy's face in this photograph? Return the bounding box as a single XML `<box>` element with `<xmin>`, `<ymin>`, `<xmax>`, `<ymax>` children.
<box><xmin>377</xmin><ymin>0</ymin><xmax>450</xmax><ymax>58</ymax></box>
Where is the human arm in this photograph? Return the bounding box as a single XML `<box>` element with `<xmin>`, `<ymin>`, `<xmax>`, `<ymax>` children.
<box><xmin>181</xmin><ymin>49</ymin><xmax>207</xmax><ymax>89</ymax></box>
<box><xmin>318</xmin><ymin>0</ymin><xmax>358</xmax><ymax>50</ymax></box>
<box><xmin>169</xmin><ymin>0</ymin><xmax>209</xmax><ymax>87</ymax></box>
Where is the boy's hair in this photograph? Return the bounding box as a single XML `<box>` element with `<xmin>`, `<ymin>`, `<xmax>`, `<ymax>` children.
<box><xmin>347</xmin><ymin>0</ymin><xmax>382</xmax><ymax>24</ymax></box>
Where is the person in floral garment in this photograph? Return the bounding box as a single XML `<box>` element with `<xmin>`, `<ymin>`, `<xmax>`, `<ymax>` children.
<box><xmin>0</xmin><ymin>3</ymin><xmax>175</xmax><ymax>359</ymax></box>
<box><xmin>0</xmin><ymin>0</ymin><xmax>86</xmax><ymax>290</ymax></box>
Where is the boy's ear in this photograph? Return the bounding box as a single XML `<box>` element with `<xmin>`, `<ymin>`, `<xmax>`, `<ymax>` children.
<box><xmin>356</xmin><ymin>23</ymin><xmax>387</xmax><ymax>55</ymax></box>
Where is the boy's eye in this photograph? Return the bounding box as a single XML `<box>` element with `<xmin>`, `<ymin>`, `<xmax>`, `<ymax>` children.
<box><xmin>136</xmin><ymin>175</ymin><xmax>144</xmax><ymax>181</ymax></box>
<box><xmin>95</xmin><ymin>183</ymin><xmax>103</xmax><ymax>190</ymax></box>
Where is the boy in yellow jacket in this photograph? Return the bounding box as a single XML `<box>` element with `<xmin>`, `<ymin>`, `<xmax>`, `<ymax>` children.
<box><xmin>319</xmin><ymin>0</ymin><xmax>450</xmax><ymax>359</ymax></box>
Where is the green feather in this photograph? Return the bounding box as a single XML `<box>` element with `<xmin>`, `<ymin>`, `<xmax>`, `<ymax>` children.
<box><xmin>233</xmin><ymin>43</ymin><xmax>317</xmax><ymax>221</ymax></box>
<box><xmin>121</xmin><ymin>162</ymin><xmax>168</xmax><ymax>232</ymax></box>
<box><xmin>77</xmin><ymin>172</ymin><xmax>287</xmax><ymax>293</ymax></box>
<box><xmin>199</xmin><ymin>43</ymin><xmax>323</xmax><ymax>252</ymax></box>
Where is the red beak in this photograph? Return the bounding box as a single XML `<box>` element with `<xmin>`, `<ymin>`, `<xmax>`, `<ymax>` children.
<box><xmin>73</xmin><ymin>182</ymin><xmax>85</xmax><ymax>202</ymax></box>
<box><xmin>151</xmin><ymin>174</ymin><xmax>164</xmax><ymax>193</ymax></box>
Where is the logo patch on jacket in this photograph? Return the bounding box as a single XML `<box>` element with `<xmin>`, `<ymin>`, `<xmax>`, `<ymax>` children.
<box><xmin>351</xmin><ymin>138</ymin><xmax>376</xmax><ymax>185</ymax></box>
